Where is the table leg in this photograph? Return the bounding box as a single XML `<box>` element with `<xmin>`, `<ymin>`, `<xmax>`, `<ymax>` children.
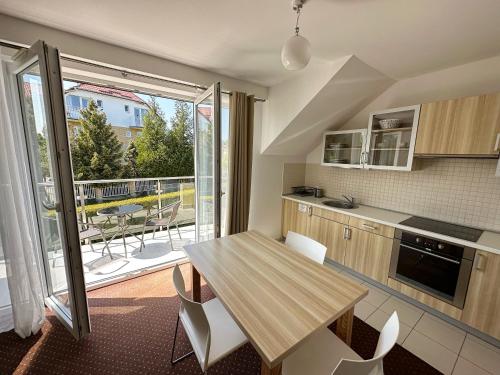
<box><xmin>191</xmin><ymin>265</ymin><xmax>201</xmax><ymax>302</ymax></box>
<box><xmin>335</xmin><ymin>307</ymin><xmax>354</xmax><ymax>346</ymax></box>
<box><xmin>261</xmin><ymin>361</ymin><xmax>282</xmax><ymax>375</ymax></box>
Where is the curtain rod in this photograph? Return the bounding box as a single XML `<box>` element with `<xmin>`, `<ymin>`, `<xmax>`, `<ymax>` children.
<box><xmin>0</xmin><ymin>40</ymin><xmax>266</xmax><ymax>102</ymax></box>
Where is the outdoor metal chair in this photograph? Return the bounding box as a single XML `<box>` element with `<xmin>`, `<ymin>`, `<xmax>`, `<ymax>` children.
<box><xmin>140</xmin><ymin>201</ymin><xmax>182</xmax><ymax>252</ymax></box>
<box><xmin>78</xmin><ymin>220</ymin><xmax>113</xmax><ymax>259</ymax></box>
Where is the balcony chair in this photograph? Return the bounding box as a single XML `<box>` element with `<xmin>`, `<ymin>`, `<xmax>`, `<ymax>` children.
<box><xmin>283</xmin><ymin>311</ymin><xmax>399</xmax><ymax>375</ymax></box>
<box><xmin>171</xmin><ymin>264</ymin><xmax>248</xmax><ymax>374</ymax></box>
<box><xmin>140</xmin><ymin>201</ymin><xmax>182</xmax><ymax>252</ymax></box>
<box><xmin>285</xmin><ymin>231</ymin><xmax>327</xmax><ymax>264</ymax></box>
<box><xmin>78</xmin><ymin>220</ymin><xmax>113</xmax><ymax>259</ymax></box>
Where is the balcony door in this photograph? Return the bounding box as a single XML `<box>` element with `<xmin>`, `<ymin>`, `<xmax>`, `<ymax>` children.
<box><xmin>14</xmin><ymin>41</ymin><xmax>90</xmax><ymax>339</ymax></box>
<box><xmin>194</xmin><ymin>83</ymin><xmax>221</xmax><ymax>242</ymax></box>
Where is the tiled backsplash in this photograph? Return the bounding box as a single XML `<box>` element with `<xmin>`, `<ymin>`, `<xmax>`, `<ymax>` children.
<box><xmin>294</xmin><ymin>159</ymin><xmax>500</xmax><ymax>231</ymax></box>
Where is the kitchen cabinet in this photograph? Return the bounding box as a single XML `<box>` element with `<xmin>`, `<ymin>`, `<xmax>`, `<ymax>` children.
<box><xmin>308</xmin><ymin>215</ymin><xmax>347</xmax><ymax>264</ymax></box>
<box><xmin>344</xmin><ymin>227</ymin><xmax>393</xmax><ymax>284</ymax></box>
<box><xmin>415</xmin><ymin>93</ymin><xmax>500</xmax><ymax>156</ymax></box>
<box><xmin>281</xmin><ymin>199</ymin><xmax>311</xmax><ymax>238</ymax></box>
<box><xmin>321</xmin><ymin>129</ymin><xmax>366</xmax><ymax>168</ymax></box>
<box><xmin>321</xmin><ymin>105</ymin><xmax>421</xmax><ymax>171</ymax></box>
<box><xmin>348</xmin><ymin>217</ymin><xmax>395</xmax><ymax>238</ymax></box>
<box><xmin>461</xmin><ymin>250</ymin><xmax>500</xmax><ymax>340</ymax></box>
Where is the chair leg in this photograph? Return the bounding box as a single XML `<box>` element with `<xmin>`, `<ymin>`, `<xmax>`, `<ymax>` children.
<box><xmin>167</xmin><ymin>225</ymin><xmax>174</xmax><ymax>251</ymax></box>
<box><xmin>89</xmin><ymin>239</ymin><xmax>95</xmax><ymax>252</ymax></box>
<box><xmin>140</xmin><ymin>224</ymin><xmax>148</xmax><ymax>252</ymax></box>
<box><xmin>152</xmin><ymin>226</ymin><xmax>157</xmax><ymax>239</ymax></box>
<box><xmin>100</xmin><ymin>231</ymin><xmax>112</xmax><ymax>259</ymax></box>
<box><xmin>170</xmin><ymin>314</ymin><xmax>194</xmax><ymax>365</ymax></box>
<box><xmin>175</xmin><ymin>222</ymin><xmax>182</xmax><ymax>239</ymax></box>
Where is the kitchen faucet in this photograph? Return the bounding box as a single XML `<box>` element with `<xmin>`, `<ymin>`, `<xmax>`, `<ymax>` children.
<box><xmin>342</xmin><ymin>195</ymin><xmax>355</xmax><ymax>206</ymax></box>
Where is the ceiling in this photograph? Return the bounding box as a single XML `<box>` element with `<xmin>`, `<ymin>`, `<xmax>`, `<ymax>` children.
<box><xmin>1</xmin><ymin>0</ymin><xmax>500</xmax><ymax>86</ymax></box>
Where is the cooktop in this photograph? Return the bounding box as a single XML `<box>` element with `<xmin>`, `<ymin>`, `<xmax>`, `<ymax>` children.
<box><xmin>399</xmin><ymin>216</ymin><xmax>483</xmax><ymax>242</ymax></box>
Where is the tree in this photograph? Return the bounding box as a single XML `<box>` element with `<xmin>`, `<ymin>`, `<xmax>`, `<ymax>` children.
<box><xmin>122</xmin><ymin>140</ymin><xmax>139</xmax><ymax>178</ymax></box>
<box><xmin>166</xmin><ymin>101</ymin><xmax>194</xmax><ymax>176</ymax></box>
<box><xmin>135</xmin><ymin>98</ymin><xmax>169</xmax><ymax>177</ymax></box>
<box><xmin>37</xmin><ymin>132</ymin><xmax>50</xmax><ymax>180</ymax></box>
<box><xmin>70</xmin><ymin>100</ymin><xmax>123</xmax><ymax>180</ymax></box>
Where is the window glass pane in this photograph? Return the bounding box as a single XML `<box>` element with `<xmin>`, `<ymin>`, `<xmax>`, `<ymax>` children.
<box><xmin>67</xmin><ymin>95</ymin><xmax>80</xmax><ymax>108</ymax></box>
<box><xmin>134</xmin><ymin>107</ymin><xmax>140</xmax><ymax>126</ymax></box>
<box><xmin>81</xmin><ymin>98</ymin><xmax>89</xmax><ymax>108</ymax></box>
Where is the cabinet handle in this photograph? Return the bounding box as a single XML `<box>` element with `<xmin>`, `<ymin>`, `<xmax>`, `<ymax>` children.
<box><xmin>495</xmin><ymin>133</ymin><xmax>500</xmax><ymax>153</ymax></box>
<box><xmin>308</xmin><ymin>206</ymin><xmax>312</xmax><ymax>216</ymax></box>
<box><xmin>362</xmin><ymin>223</ymin><xmax>376</xmax><ymax>230</ymax></box>
<box><xmin>343</xmin><ymin>227</ymin><xmax>352</xmax><ymax>240</ymax></box>
<box><xmin>475</xmin><ymin>253</ymin><xmax>487</xmax><ymax>271</ymax></box>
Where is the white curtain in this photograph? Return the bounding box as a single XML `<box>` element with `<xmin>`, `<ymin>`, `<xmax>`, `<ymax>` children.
<box><xmin>0</xmin><ymin>55</ymin><xmax>46</xmax><ymax>337</ymax></box>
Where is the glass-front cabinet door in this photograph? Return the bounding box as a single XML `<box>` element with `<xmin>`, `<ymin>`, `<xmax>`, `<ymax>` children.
<box><xmin>321</xmin><ymin>129</ymin><xmax>367</xmax><ymax>168</ymax></box>
<box><xmin>365</xmin><ymin>105</ymin><xmax>421</xmax><ymax>171</ymax></box>
<box><xmin>13</xmin><ymin>41</ymin><xmax>90</xmax><ymax>339</ymax></box>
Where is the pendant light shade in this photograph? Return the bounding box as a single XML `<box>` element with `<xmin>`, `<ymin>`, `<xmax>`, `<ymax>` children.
<box><xmin>281</xmin><ymin>34</ymin><xmax>311</xmax><ymax>71</ymax></box>
<box><xmin>281</xmin><ymin>0</ymin><xmax>311</xmax><ymax>71</ymax></box>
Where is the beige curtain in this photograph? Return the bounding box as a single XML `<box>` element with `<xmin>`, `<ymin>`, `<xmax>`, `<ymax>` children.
<box><xmin>226</xmin><ymin>92</ymin><xmax>254</xmax><ymax>235</ymax></box>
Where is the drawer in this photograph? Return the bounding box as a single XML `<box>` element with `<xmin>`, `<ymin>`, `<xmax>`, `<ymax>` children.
<box><xmin>348</xmin><ymin>217</ymin><xmax>394</xmax><ymax>238</ymax></box>
<box><xmin>311</xmin><ymin>206</ymin><xmax>349</xmax><ymax>224</ymax></box>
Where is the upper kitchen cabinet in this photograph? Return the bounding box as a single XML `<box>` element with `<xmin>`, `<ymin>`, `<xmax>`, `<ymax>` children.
<box><xmin>365</xmin><ymin>105</ymin><xmax>421</xmax><ymax>171</ymax></box>
<box><xmin>321</xmin><ymin>129</ymin><xmax>366</xmax><ymax>168</ymax></box>
<box><xmin>321</xmin><ymin>105</ymin><xmax>420</xmax><ymax>171</ymax></box>
<box><xmin>415</xmin><ymin>93</ymin><xmax>500</xmax><ymax>156</ymax></box>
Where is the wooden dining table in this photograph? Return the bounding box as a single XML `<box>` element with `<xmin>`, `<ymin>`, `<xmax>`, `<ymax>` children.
<box><xmin>184</xmin><ymin>230</ymin><xmax>368</xmax><ymax>375</ymax></box>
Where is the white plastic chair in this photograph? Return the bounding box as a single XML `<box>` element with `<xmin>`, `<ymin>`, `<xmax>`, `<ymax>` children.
<box><xmin>285</xmin><ymin>231</ymin><xmax>327</xmax><ymax>264</ymax></box>
<box><xmin>171</xmin><ymin>264</ymin><xmax>248</xmax><ymax>373</ymax></box>
<box><xmin>283</xmin><ymin>312</ymin><xmax>399</xmax><ymax>375</ymax></box>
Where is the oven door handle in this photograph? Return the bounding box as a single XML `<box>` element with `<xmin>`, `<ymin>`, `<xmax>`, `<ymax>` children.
<box><xmin>400</xmin><ymin>244</ymin><xmax>461</xmax><ymax>264</ymax></box>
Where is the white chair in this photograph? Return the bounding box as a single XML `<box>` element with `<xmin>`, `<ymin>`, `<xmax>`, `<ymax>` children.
<box><xmin>283</xmin><ymin>312</ymin><xmax>399</xmax><ymax>375</ymax></box>
<box><xmin>285</xmin><ymin>230</ymin><xmax>327</xmax><ymax>264</ymax></box>
<box><xmin>171</xmin><ymin>264</ymin><xmax>248</xmax><ymax>373</ymax></box>
<box><xmin>140</xmin><ymin>201</ymin><xmax>182</xmax><ymax>252</ymax></box>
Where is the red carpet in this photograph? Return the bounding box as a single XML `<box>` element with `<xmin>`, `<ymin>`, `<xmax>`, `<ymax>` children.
<box><xmin>0</xmin><ymin>264</ymin><xmax>442</xmax><ymax>374</ymax></box>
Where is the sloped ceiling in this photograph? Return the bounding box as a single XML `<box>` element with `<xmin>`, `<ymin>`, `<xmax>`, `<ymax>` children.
<box><xmin>261</xmin><ymin>56</ymin><xmax>394</xmax><ymax>156</ymax></box>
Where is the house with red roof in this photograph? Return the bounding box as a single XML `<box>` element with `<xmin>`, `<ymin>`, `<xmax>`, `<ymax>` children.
<box><xmin>65</xmin><ymin>83</ymin><xmax>150</xmax><ymax>147</ymax></box>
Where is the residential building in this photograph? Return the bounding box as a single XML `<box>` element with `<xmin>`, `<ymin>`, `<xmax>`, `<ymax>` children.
<box><xmin>65</xmin><ymin>83</ymin><xmax>149</xmax><ymax>146</ymax></box>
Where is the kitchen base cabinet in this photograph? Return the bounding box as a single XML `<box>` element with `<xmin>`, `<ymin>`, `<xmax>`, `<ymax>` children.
<box><xmin>461</xmin><ymin>250</ymin><xmax>500</xmax><ymax>340</ymax></box>
<box><xmin>281</xmin><ymin>199</ymin><xmax>311</xmax><ymax>238</ymax></box>
<box><xmin>344</xmin><ymin>227</ymin><xmax>393</xmax><ymax>284</ymax></box>
<box><xmin>387</xmin><ymin>278</ymin><xmax>462</xmax><ymax>320</ymax></box>
<box><xmin>308</xmin><ymin>215</ymin><xmax>347</xmax><ymax>264</ymax></box>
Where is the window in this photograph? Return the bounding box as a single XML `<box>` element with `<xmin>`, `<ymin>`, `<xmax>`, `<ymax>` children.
<box><xmin>125</xmin><ymin>131</ymin><xmax>132</xmax><ymax>138</ymax></box>
<box><xmin>137</xmin><ymin>131</ymin><xmax>142</xmax><ymax>136</ymax></box>
<box><xmin>81</xmin><ymin>98</ymin><xmax>89</xmax><ymax>108</ymax></box>
<box><xmin>66</xmin><ymin>95</ymin><xmax>80</xmax><ymax>109</ymax></box>
<box><xmin>73</xmin><ymin>126</ymin><xmax>81</xmax><ymax>136</ymax></box>
<box><xmin>124</xmin><ymin>105</ymin><xmax>130</xmax><ymax>112</ymax></box>
<box><xmin>134</xmin><ymin>107</ymin><xmax>147</xmax><ymax>126</ymax></box>
<box><xmin>97</xmin><ymin>100</ymin><xmax>103</xmax><ymax>108</ymax></box>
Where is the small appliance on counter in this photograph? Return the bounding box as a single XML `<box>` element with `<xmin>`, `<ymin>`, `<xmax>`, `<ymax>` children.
<box><xmin>314</xmin><ymin>187</ymin><xmax>324</xmax><ymax>198</ymax></box>
<box><xmin>290</xmin><ymin>186</ymin><xmax>316</xmax><ymax>197</ymax></box>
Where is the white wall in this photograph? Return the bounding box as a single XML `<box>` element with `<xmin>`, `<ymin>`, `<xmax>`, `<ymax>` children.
<box><xmin>307</xmin><ymin>54</ymin><xmax>500</xmax><ymax>163</ymax></box>
<box><xmin>67</xmin><ymin>89</ymin><xmax>148</xmax><ymax>127</ymax></box>
<box><xmin>249</xmin><ymin>103</ymin><xmax>305</xmax><ymax>238</ymax></box>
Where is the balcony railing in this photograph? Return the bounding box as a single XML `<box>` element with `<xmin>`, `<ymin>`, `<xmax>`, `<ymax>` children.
<box><xmin>40</xmin><ymin>176</ymin><xmax>195</xmax><ymax>241</ymax></box>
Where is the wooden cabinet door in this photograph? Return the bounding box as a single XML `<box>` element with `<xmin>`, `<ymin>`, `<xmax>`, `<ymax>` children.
<box><xmin>308</xmin><ymin>215</ymin><xmax>347</xmax><ymax>264</ymax></box>
<box><xmin>462</xmin><ymin>250</ymin><xmax>500</xmax><ymax>340</ymax></box>
<box><xmin>415</xmin><ymin>93</ymin><xmax>500</xmax><ymax>156</ymax></box>
<box><xmin>344</xmin><ymin>227</ymin><xmax>393</xmax><ymax>284</ymax></box>
<box><xmin>281</xmin><ymin>199</ymin><xmax>310</xmax><ymax>238</ymax></box>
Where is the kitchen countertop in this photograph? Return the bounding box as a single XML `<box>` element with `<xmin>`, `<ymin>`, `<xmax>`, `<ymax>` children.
<box><xmin>282</xmin><ymin>194</ymin><xmax>500</xmax><ymax>256</ymax></box>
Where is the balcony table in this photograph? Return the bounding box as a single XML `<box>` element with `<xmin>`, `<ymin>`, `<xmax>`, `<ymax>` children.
<box><xmin>97</xmin><ymin>204</ymin><xmax>144</xmax><ymax>258</ymax></box>
<box><xmin>184</xmin><ymin>230</ymin><xmax>368</xmax><ymax>375</ymax></box>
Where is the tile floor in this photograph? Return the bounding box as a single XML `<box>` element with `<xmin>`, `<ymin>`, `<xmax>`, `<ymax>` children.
<box><xmin>329</xmin><ymin>263</ymin><xmax>500</xmax><ymax>375</ymax></box>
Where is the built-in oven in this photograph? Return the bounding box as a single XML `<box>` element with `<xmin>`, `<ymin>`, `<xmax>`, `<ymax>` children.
<box><xmin>389</xmin><ymin>229</ymin><xmax>476</xmax><ymax>309</ymax></box>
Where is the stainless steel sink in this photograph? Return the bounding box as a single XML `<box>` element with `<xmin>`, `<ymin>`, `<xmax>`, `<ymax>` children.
<box><xmin>323</xmin><ymin>200</ymin><xmax>357</xmax><ymax>209</ymax></box>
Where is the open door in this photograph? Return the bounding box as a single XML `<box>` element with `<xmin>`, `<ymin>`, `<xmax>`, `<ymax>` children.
<box><xmin>194</xmin><ymin>83</ymin><xmax>221</xmax><ymax>242</ymax></box>
<box><xmin>13</xmin><ymin>41</ymin><xmax>90</xmax><ymax>339</ymax></box>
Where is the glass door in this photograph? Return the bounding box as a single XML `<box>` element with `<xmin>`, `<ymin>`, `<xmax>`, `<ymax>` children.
<box><xmin>14</xmin><ymin>41</ymin><xmax>90</xmax><ymax>339</ymax></box>
<box><xmin>365</xmin><ymin>105</ymin><xmax>421</xmax><ymax>171</ymax></box>
<box><xmin>322</xmin><ymin>130</ymin><xmax>366</xmax><ymax>168</ymax></box>
<box><xmin>194</xmin><ymin>83</ymin><xmax>221</xmax><ymax>242</ymax></box>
